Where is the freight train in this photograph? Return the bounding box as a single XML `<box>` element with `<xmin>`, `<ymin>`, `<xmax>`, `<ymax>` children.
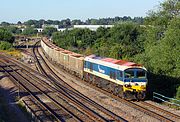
<box><xmin>41</xmin><ymin>37</ymin><xmax>148</xmax><ymax>100</ymax></box>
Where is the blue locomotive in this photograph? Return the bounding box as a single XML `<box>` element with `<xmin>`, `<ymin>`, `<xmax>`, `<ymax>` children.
<box><xmin>83</xmin><ymin>55</ymin><xmax>147</xmax><ymax>100</ymax></box>
<box><xmin>41</xmin><ymin>38</ymin><xmax>148</xmax><ymax>100</ymax></box>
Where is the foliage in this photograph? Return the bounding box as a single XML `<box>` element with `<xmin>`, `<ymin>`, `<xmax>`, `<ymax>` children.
<box><xmin>52</xmin><ymin>28</ymin><xmax>96</xmax><ymax>50</ymax></box>
<box><xmin>53</xmin><ymin>22</ymin><xmax>144</xmax><ymax>59</ymax></box>
<box><xmin>5</xmin><ymin>26</ymin><xmax>22</xmax><ymax>35</ymax></box>
<box><xmin>20</xmin><ymin>16</ymin><xmax>144</xmax><ymax>28</ymax></box>
<box><xmin>0</xmin><ymin>41</ymin><xmax>12</xmax><ymax>50</ymax></box>
<box><xmin>135</xmin><ymin>0</ymin><xmax>180</xmax><ymax>98</ymax></box>
<box><xmin>145</xmin><ymin>0</ymin><xmax>180</xmax><ymax>27</ymax></box>
<box><xmin>0</xmin><ymin>22</ymin><xmax>10</xmax><ymax>27</ymax></box>
<box><xmin>0</xmin><ymin>28</ymin><xmax>14</xmax><ymax>43</ymax></box>
<box><xmin>52</xmin><ymin>0</ymin><xmax>180</xmax><ymax>100</ymax></box>
<box><xmin>22</xmin><ymin>27</ymin><xmax>37</xmax><ymax>36</ymax></box>
<box><xmin>176</xmin><ymin>86</ymin><xmax>180</xmax><ymax>100</ymax></box>
<box><xmin>42</xmin><ymin>27</ymin><xmax>57</xmax><ymax>37</ymax></box>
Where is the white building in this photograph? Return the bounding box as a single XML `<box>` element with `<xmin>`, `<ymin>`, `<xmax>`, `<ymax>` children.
<box><xmin>36</xmin><ymin>28</ymin><xmax>43</xmax><ymax>32</ymax></box>
<box><xmin>73</xmin><ymin>25</ymin><xmax>114</xmax><ymax>31</ymax></box>
<box><xmin>42</xmin><ymin>24</ymin><xmax>59</xmax><ymax>29</ymax></box>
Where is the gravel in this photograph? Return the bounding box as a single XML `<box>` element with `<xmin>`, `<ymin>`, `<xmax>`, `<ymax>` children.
<box><xmin>0</xmin><ymin>72</ymin><xmax>30</xmax><ymax>122</ymax></box>
<box><xmin>39</xmin><ymin>48</ymin><xmax>162</xmax><ymax>122</ymax></box>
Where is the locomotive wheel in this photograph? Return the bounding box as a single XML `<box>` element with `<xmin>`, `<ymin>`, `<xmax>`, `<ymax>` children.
<box><xmin>122</xmin><ymin>92</ymin><xmax>127</xmax><ymax>99</ymax></box>
<box><xmin>96</xmin><ymin>81</ymin><xmax>101</xmax><ymax>88</ymax></box>
<box><xmin>91</xmin><ymin>76</ymin><xmax>96</xmax><ymax>85</ymax></box>
<box><xmin>117</xmin><ymin>87</ymin><xmax>123</xmax><ymax>97</ymax></box>
<box><xmin>135</xmin><ymin>92</ymin><xmax>146</xmax><ymax>100</ymax></box>
<box><xmin>95</xmin><ymin>78</ymin><xmax>101</xmax><ymax>88</ymax></box>
<box><xmin>85</xmin><ymin>73</ymin><xmax>90</xmax><ymax>82</ymax></box>
<box><xmin>109</xmin><ymin>84</ymin><xmax>114</xmax><ymax>93</ymax></box>
<box><xmin>113</xmin><ymin>86</ymin><xmax>122</xmax><ymax>97</ymax></box>
<box><xmin>113</xmin><ymin>86</ymin><xmax>120</xmax><ymax>96</ymax></box>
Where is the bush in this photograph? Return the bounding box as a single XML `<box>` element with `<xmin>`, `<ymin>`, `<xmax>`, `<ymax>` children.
<box><xmin>0</xmin><ymin>28</ymin><xmax>14</xmax><ymax>43</ymax></box>
<box><xmin>22</xmin><ymin>27</ymin><xmax>37</xmax><ymax>36</ymax></box>
<box><xmin>0</xmin><ymin>41</ymin><xmax>12</xmax><ymax>50</ymax></box>
<box><xmin>176</xmin><ymin>86</ymin><xmax>180</xmax><ymax>100</ymax></box>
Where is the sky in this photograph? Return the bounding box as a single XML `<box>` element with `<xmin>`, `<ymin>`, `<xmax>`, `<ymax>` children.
<box><xmin>0</xmin><ymin>0</ymin><xmax>164</xmax><ymax>23</ymax></box>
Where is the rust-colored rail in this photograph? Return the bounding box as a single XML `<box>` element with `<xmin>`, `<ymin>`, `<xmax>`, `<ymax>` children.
<box><xmin>0</xmin><ymin>59</ymin><xmax>82</xmax><ymax>122</ymax></box>
<box><xmin>139</xmin><ymin>101</ymin><xmax>180</xmax><ymax>120</ymax></box>
<box><xmin>0</xmin><ymin>60</ymin><xmax>63</xmax><ymax>122</ymax></box>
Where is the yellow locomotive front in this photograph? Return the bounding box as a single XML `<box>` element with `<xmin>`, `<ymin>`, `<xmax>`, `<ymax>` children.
<box><xmin>122</xmin><ymin>68</ymin><xmax>147</xmax><ymax>100</ymax></box>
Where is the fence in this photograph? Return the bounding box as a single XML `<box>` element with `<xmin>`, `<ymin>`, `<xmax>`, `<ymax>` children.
<box><xmin>153</xmin><ymin>92</ymin><xmax>180</xmax><ymax>107</ymax></box>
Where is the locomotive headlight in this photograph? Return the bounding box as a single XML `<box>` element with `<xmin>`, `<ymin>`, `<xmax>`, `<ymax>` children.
<box><xmin>125</xmin><ymin>84</ymin><xmax>131</xmax><ymax>87</ymax></box>
<box><xmin>135</xmin><ymin>83</ymin><xmax>138</xmax><ymax>86</ymax></box>
<box><xmin>140</xmin><ymin>85</ymin><xmax>145</xmax><ymax>89</ymax></box>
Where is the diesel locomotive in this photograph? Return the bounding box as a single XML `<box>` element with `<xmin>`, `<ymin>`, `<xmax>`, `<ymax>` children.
<box><xmin>41</xmin><ymin>38</ymin><xmax>148</xmax><ymax>100</ymax></box>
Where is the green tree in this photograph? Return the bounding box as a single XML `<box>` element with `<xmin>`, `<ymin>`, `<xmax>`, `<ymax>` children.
<box><xmin>145</xmin><ymin>0</ymin><xmax>180</xmax><ymax>27</ymax></box>
<box><xmin>6</xmin><ymin>26</ymin><xmax>22</xmax><ymax>35</ymax></box>
<box><xmin>134</xmin><ymin>0</ymin><xmax>180</xmax><ymax>98</ymax></box>
<box><xmin>1</xmin><ymin>22</ymin><xmax>10</xmax><ymax>27</ymax></box>
<box><xmin>0</xmin><ymin>28</ymin><xmax>14</xmax><ymax>43</ymax></box>
<box><xmin>0</xmin><ymin>41</ymin><xmax>12</xmax><ymax>50</ymax></box>
<box><xmin>22</xmin><ymin>27</ymin><xmax>37</xmax><ymax>36</ymax></box>
<box><xmin>42</xmin><ymin>27</ymin><xmax>57</xmax><ymax>37</ymax></box>
<box><xmin>24</xmin><ymin>20</ymin><xmax>36</xmax><ymax>27</ymax></box>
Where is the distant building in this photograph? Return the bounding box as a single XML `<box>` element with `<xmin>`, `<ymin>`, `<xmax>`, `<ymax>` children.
<box><xmin>73</xmin><ymin>25</ymin><xmax>114</xmax><ymax>31</ymax></box>
<box><xmin>21</xmin><ymin>28</ymin><xmax>25</xmax><ymax>32</ymax></box>
<box><xmin>42</xmin><ymin>24</ymin><xmax>59</xmax><ymax>29</ymax></box>
<box><xmin>20</xmin><ymin>24</ymin><xmax>114</xmax><ymax>33</ymax></box>
<box><xmin>57</xmin><ymin>28</ymin><xmax>67</xmax><ymax>31</ymax></box>
<box><xmin>36</xmin><ymin>28</ymin><xmax>43</xmax><ymax>32</ymax></box>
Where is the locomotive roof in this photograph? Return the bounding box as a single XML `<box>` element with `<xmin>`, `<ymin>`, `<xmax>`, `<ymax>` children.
<box><xmin>85</xmin><ymin>55</ymin><xmax>146</xmax><ymax>71</ymax></box>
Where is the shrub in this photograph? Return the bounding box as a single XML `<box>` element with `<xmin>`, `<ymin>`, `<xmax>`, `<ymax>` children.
<box><xmin>0</xmin><ymin>41</ymin><xmax>12</xmax><ymax>50</ymax></box>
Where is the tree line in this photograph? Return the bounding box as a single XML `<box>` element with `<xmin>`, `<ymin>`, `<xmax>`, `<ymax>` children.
<box><xmin>1</xmin><ymin>16</ymin><xmax>144</xmax><ymax>28</ymax></box>
<box><xmin>0</xmin><ymin>16</ymin><xmax>144</xmax><ymax>37</ymax></box>
<box><xmin>52</xmin><ymin>0</ymin><xmax>180</xmax><ymax>101</ymax></box>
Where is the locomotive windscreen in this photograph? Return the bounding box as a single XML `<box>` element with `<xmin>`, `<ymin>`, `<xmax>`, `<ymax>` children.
<box><xmin>124</xmin><ymin>68</ymin><xmax>146</xmax><ymax>79</ymax></box>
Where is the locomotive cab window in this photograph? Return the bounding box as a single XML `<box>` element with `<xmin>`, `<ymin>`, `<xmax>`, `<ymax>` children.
<box><xmin>136</xmin><ymin>70</ymin><xmax>146</xmax><ymax>78</ymax></box>
<box><xmin>125</xmin><ymin>69</ymin><xmax>135</xmax><ymax>78</ymax></box>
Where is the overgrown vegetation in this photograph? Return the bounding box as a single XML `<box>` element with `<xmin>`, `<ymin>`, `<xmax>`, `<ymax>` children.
<box><xmin>0</xmin><ymin>27</ymin><xmax>14</xmax><ymax>50</ymax></box>
<box><xmin>22</xmin><ymin>27</ymin><xmax>38</xmax><ymax>36</ymax></box>
<box><xmin>52</xmin><ymin>0</ymin><xmax>180</xmax><ymax>100</ymax></box>
<box><xmin>0</xmin><ymin>41</ymin><xmax>12</xmax><ymax>50</ymax></box>
<box><xmin>42</xmin><ymin>27</ymin><xmax>57</xmax><ymax>37</ymax></box>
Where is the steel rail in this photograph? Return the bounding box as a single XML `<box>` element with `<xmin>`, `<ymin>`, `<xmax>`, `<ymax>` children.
<box><xmin>0</xmin><ymin>60</ymin><xmax>63</xmax><ymax>122</ymax></box>
<box><xmin>35</xmin><ymin>44</ymin><xmax>127</xmax><ymax>122</ymax></box>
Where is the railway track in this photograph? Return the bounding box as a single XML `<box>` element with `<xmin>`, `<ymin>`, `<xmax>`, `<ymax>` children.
<box><xmin>138</xmin><ymin>101</ymin><xmax>180</xmax><ymax>120</ymax></box>
<box><xmin>0</xmin><ymin>60</ymin><xmax>63</xmax><ymax>122</ymax></box>
<box><xmin>77</xmin><ymin>76</ymin><xmax>180</xmax><ymax>122</ymax></box>
<box><xmin>34</xmin><ymin>42</ymin><xmax>126</xmax><ymax>122</ymax></box>
<box><xmin>22</xmin><ymin>96</ymin><xmax>55</xmax><ymax>122</ymax></box>
<box><xmin>0</xmin><ymin>59</ymin><xmax>95</xmax><ymax>122</ymax></box>
<box><xmin>81</xmin><ymin>77</ymin><xmax>180</xmax><ymax>122</ymax></box>
<box><xmin>0</xmin><ymin>53</ymin><xmax>126</xmax><ymax>121</ymax></box>
<box><xmin>36</xmin><ymin>42</ymin><xmax>180</xmax><ymax>122</ymax></box>
<box><xmin>1</xmin><ymin>42</ymin><xmax>179</xmax><ymax>122</ymax></box>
